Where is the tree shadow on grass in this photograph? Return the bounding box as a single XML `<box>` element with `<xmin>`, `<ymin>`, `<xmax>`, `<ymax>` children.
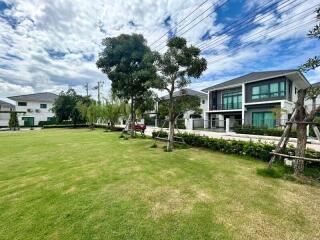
<box><xmin>256</xmin><ymin>165</ymin><xmax>296</xmax><ymax>182</ymax></box>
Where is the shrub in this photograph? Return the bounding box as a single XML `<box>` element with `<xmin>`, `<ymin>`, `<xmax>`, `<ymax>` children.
<box><xmin>9</xmin><ymin>112</ymin><xmax>19</xmax><ymax>130</ymax></box>
<box><xmin>234</xmin><ymin>125</ymin><xmax>297</xmax><ymax>138</ymax></box>
<box><xmin>38</xmin><ymin>120</ymin><xmax>56</xmax><ymax>127</ymax></box>
<box><xmin>151</xmin><ymin>131</ymin><xmax>320</xmax><ymax>162</ymax></box>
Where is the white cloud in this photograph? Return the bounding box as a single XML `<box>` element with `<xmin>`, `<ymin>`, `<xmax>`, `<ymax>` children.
<box><xmin>0</xmin><ymin>0</ymin><xmax>318</xmax><ymax>99</ymax></box>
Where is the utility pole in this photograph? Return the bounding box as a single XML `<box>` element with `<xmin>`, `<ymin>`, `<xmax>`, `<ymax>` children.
<box><xmin>93</xmin><ymin>81</ymin><xmax>103</xmax><ymax>104</ymax></box>
<box><xmin>84</xmin><ymin>82</ymin><xmax>89</xmax><ymax>97</ymax></box>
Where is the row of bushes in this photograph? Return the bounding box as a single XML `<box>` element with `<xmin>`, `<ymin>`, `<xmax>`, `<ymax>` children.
<box><xmin>152</xmin><ymin>131</ymin><xmax>320</xmax><ymax>161</ymax></box>
<box><xmin>234</xmin><ymin>125</ymin><xmax>298</xmax><ymax>137</ymax></box>
<box><xmin>42</xmin><ymin>124</ymin><xmax>88</xmax><ymax>129</ymax></box>
<box><xmin>234</xmin><ymin>125</ymin><xmax>319</xmax><ymax>138</ymax></box>
<box><xmin>42</xmin><ymin>123</ymin><xmax>124</xmax><ymax>131</ymax></box>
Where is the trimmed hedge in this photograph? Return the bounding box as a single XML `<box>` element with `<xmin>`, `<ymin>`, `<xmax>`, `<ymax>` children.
<box><xmin>42</xmin><ymin>124</ymin><xmax>124</xmax><ymax>131</ymax></box>
<box><xmin>234</xmin><ymin>125</ymin><xmax>298</xmax><ymax>138</ymax></box>
<box><xmin>42</xmin><ymin>124</ymin><xmax>88</xmax><ymax>129</ymax></box>
<box><xmin>38</xmin><ymin>121</ymin><xmax>56</xmax><ymax>127</ymax></box>
<box><xmin>152</xmin><ymin>131</ymin><xmax>320</xmax><ymax>161</ymax></box>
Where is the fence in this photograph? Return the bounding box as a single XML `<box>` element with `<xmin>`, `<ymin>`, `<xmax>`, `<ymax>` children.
<box><xmin>146</xmin><ymin>119</ymin><xmax>186</xmax><ymax>129</ymax></box>
<box><xmin>192</xmin><ymin>118</ymin><xmax>242</xmax><ymax>132</ymax></box>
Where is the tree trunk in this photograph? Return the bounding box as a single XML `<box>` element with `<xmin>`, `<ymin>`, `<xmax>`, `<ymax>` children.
<box><xmin>167</xmin><ymin>93</ymin><xmax>174</xmax><ymax>152</ymax></box>
<box><xmin>293</xmin><ymin>89</ymin><xmax>308</xmax><ymax>176</ymax></box>
<box><xmin>130</xmin><ymin>97</ymin><xmax>136</xmax><ymax>137</ymax></box>
<box><xmin>294</xmin><ymin>123</ymin><xmax>307</xmax><ymax>176</ymax></box>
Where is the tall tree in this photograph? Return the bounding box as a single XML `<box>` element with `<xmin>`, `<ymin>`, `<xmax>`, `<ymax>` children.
<box><xmin>52</xmin><ymin>89</ymin><xmax>92</xmax><ymax>125</ymax></box>
<box><xmin>293</xmin><ymin>7</ymin><xmax>320</xmax><ymax>175</ymax></box>
<box><xmin>300</xmin><ymin>7</ymin><xmax>320</xmax><ymax>72</ymax></box>
<box><xmin>153</xmin><ymin>37</ymin><xmax>207</xmax><ymax>151</ymax></box>
<box><xmin>96</xmin><ymin>34</ymin><xmax>156</xmax><ymax>136</ymax></box>
<box><xmin>100</xmin><ymin>95</ymin><xmax>124</xmax><ymax>131</ymax></box>
<box><xmin>135</xmin><ymin>90</ymin><xmax>156</xmax><ymax>119</ymax></box>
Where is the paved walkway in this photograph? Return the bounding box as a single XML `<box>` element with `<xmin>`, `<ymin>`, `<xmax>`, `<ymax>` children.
<box><xmin>145</xmin><ymin>126</ymin><xmax>320</xmax><ymax>151</ymax></box>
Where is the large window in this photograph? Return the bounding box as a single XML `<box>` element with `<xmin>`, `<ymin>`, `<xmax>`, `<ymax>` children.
<box><xmin>18</xmin><ymin>102</ymin><xmax>27</xmax><ymax>106</ymax></box>
<box><xmin>251</xmin><ymin>81</ymin><xmax>285</xmax><ymax>100</ymax></box>
<box><xmin>252</xmin><ymin>112</ymin><xmax>275</xmax><ymax>128</ymax></box>
<box><xmin>40</xmin><ymin>103</ymin><xmax>47</xmax><ymax>109</ymax></box>
<box><xmin>222</xmin><ymin>91</ymin><xmax>242</xmax><ymax>110</ymax></box>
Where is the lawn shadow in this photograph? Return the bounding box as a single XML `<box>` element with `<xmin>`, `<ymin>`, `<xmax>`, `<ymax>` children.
<box><xmin>256</xmin><ymin>165</ymin><xmax>296</xmax><ymax>182</ymax></box>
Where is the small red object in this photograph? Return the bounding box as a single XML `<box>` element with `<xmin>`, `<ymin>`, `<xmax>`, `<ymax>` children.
<box><xmin>129</xmin><ymin>123</ymin><xmax>146</xmax><ymax>133</ymax></box>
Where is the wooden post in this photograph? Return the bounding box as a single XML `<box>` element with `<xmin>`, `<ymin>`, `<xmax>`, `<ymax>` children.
<box><xmin>268</xmin><ymin>109</ymin><xmax>297</xmax><ymax>167</ymax></box>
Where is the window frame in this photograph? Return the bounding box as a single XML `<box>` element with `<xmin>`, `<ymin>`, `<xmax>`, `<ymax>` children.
<box><xmin>18</xmin><ymin>102</ymin><xmax>27</xmax><ymax>106</ymax></box>
<box><xmin>40</xmin><ymin>103</ymin><xmax>47</xmax><ymax>109</ymax></box>
<box><xmin>222</xmin><ymin>90</ymin><xmax>242</xmax><ymax>109</ymax></box>
<box><xmin>251</xmin><ymin>81</ymin><xmax>285</xmax><ymax>101</ymax></box>
<box><xmin>252</xmin><ymin>111</ymin><xmax>275</xmax><ymax>128</ymax></box>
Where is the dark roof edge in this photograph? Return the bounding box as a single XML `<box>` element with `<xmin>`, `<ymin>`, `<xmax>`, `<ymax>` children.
<box><xmin>8</xmin><ymin>92</ymin><xmax>58</xmax><ymax>99</ymax></box>
<box><xmin>202</xmin><ymin>70</ymin><xmax>310</xmax><ymax>92</ymax></box>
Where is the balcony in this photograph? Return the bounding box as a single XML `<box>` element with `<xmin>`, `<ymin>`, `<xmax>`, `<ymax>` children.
<box><xmin>211</xmin><ymin>103</ymin><xmax>242</xmax><ymax>110</ymax></box>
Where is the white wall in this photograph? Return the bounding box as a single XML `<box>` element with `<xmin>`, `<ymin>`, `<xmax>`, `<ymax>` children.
<box><xmin>15</xmin><ymin>101</ymin><xmax>55</xmax><ymax>126</ymax></box>
<box><xmin>182</xmin><ymin>96</ymin><xmax>208</xmax><ymax>119</ymax></box>
<box><xmin>0</xmin><ymin>105</ymin><xmax>13</xmax><ymax>127</ymax></box>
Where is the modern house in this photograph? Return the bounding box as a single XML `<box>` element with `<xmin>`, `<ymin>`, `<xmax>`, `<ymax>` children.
<box><xmin>159</xmin><ymin>88</ymin><xmax>208</xmax><ymax>119</ymax></box>
<box><xmin>8</xmin><ymin>92</ymin><xmax>58</xmax><ymax>126</ymax></box>
<box><xmin>202</xmin><ymin>70</ymin><xmax>310</xmax><ymax>129</ymax></box>
<box><xmin>0</xmin><ymin>100</ymin><xmax>15</xmax><ymax>127</ymax></box>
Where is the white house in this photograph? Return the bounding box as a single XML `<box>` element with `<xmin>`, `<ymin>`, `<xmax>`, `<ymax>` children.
<box><xmin>0</xmin><ymin>100</ymin><xmax>15</xmax><ymax>127</ymax></box>
<box><xmin>8</xmin><ymin>92</ymin><xmax>58</xmax><ymax>126</ymax></box>
<box><xmin>159</xmin><ymin>88</ymin><xmax>208</xmax><ymax>119</ymax></box>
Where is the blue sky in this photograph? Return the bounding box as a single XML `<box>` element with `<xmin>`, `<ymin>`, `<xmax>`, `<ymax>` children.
<box><xmin>0</xmin><ymin>0</ymin><xmax>319</xmax><ymax>100</ymax></box>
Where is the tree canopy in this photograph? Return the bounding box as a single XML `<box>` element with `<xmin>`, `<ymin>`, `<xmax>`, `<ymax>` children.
<box><xmin>300</xmin><ymin>7</ymin><xmax>320</xmax><ymax>72</ymax></box>
<box><xmin>52</xmin><ymin>89</ymin><xmax>93</xmax><ymax>125</ymax></box>
<box><xmin>153</xmin><ymin>36</ymin><xmax>207</xmax><ymax>151</ymax></box>
<box><xmin>158</xmin><ymin>94</ymin><xmax>201</xmax><ymax>119</ymax></box>
<box><xmin>96</xmin><ymin>33</ymin><xmax>157</xmax><ymax>135</ymax></box>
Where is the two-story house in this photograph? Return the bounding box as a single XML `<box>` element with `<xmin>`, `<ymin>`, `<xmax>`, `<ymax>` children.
<box><xmin>202</xmin><ymin>70</ymin><xmax>310</xmax><ymax>129</ymax></box>
<box><xmin>0</xmin><ymin>100</ymin><xmax>15</xmax><ymax>127</ymax></box>
<box><xmin>159</xmin><ymin>88</ymin><xmax>208</xmax><ymax>119</ymax></box>
<box><xmin>8</xmin><ymin>92</ymin><xmax>58</xmax><ymax>126</ymax></box>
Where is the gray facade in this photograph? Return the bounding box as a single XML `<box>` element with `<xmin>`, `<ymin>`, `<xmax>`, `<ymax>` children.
<box><xmin>202</xmin><ymin>70</ymin><xmax>310</xmax><ymax>129</ymax></box>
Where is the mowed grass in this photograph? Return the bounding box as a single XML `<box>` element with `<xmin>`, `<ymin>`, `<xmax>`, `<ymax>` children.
<box><xmin>0</xmin><ymin>129</ymin><xmax>319</xmax><ymax>240</ymax></box>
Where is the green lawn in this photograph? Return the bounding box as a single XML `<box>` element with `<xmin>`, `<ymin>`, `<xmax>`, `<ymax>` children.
<box><xmin>0</xmin><ymin>129</ymin><xmax>319</xmax><ymax>240</ymax></box>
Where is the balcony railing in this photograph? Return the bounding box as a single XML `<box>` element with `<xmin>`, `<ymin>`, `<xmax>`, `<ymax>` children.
<box><xmin>211</xmin><ymin>103</ymin><xmax>242</xmax><ymax>110</ymax></box>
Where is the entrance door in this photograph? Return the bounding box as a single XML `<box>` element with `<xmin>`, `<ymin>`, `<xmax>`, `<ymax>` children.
<box><xmin>22</xmin><ymin>117</ymin><xmax>34</xmax><ymax>127</ymax></box>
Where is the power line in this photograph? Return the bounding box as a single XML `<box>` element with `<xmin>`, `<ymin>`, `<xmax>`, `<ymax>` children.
<box><xmin>202</xmin><ymin>0</ymin><xmax>315</xmax><ymax>58</ymax></box>
<box><xmin>196</xmin><ymin>0</ymin><xmax>286</xmax><ymax>50</ymax></box>
<box><xmin>149</xmin><ymin>0</ymin><xmax>211</xmax><ymax>48</ymax></box>
<box><xmin>205</xmin><ymin>14</ymin><xmax>317</xmax><ymax>64</ymax></box>
<box><xmin>154</xmin><ymin>0</ymin><xmax>228</xmax><ymax>52</ymax></box>
<box><xmin>179</xmin><ymin>0</ymin><xmax>229</xmax><ymax>38</ymax></box>
<box><xmin>200</xmin><ymin>0</ymin><xmax>303</xmax><ymax>52</ymax></box>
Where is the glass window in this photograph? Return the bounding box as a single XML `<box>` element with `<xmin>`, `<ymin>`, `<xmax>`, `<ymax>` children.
<box><xmin>252</xmin><ymin>112</ymin><xmax>275</xmax><ymax>128</ymax></box>
<box><xmin>222</xmin><ymin>90</ymin><xmax>242</xmax><ymax>109</ymax></box>
<box><xmin>18</xmin><ymin>102</ymin><xmax>27</xmax><ymax>106</ymax></box>
<box><xmin>270</xmin><ymin>83</ymin><xmax>279</xmax><ymax>97</ymax></box>
<box><xmin>251</xmin><ymin>81</ymin><xmax>285</xmax><ymax>100</ymax></box>
<box><xmin>280</xmin><ymin>82</ymin><xmax>285</xmax><ymax>96</ymax></box>
<box><xmin>40</xmin><ymin>103</ymin><xmax>47</xmax><ymax>109</ymax></box>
